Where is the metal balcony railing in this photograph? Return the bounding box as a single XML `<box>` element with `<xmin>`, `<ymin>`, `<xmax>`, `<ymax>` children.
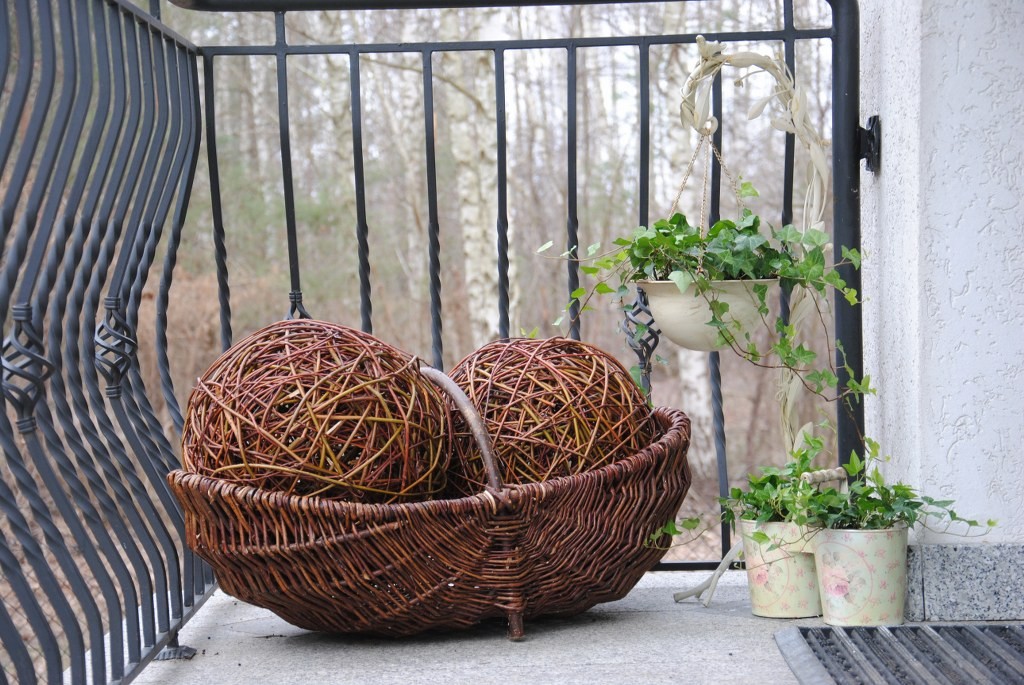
<box><xmin>0</xmin><ymin>1</ymin><xmax>869</xmax><ymax>682</ymax></box>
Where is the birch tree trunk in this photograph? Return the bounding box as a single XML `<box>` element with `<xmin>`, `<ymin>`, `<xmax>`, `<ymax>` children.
<box><xmin>441</xmin><ymin>11</ymin><xmax>500</xmax><ymax>349</ymax></box>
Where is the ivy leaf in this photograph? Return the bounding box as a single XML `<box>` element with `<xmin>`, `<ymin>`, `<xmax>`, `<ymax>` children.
<box><xmin>679</xmin><ymin>516</ymin><xmax>702</xmax><ymax>530</ymax></box>
<box><xmin>595</xmin><ymin>282</ymin><xmax>617</xmax><ymax>295</ymax></box>
<box><xmin>774</xmin><ymin>224</ymin><xmax>802</xmax><ymax>244</ymax></box>
<box><xmin>844</xmin><ymin>450</ymin><xmax>864</xmax><ymax>477</ymax></box>
<box><xmin>802</xmin><ymin>228</ymin><xmax>830</xmax><ymax>248</ymax></box>
<box><xmin>667</xmin><ymin>270</ymin><xmax>694</xmax><ymax>294</ymax></box>
<box><xmin>842</xmin><ymin>245</ymin><xmax>862</xmax><ymax>269</ymax></box>
<box><xmin>749</xmin><ymin>531</ymin><xmax>771</xmax><ymax>545</ymax></box>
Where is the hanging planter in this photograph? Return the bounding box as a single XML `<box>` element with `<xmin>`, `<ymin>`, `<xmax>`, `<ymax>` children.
<box><xmin>640</xmin><ymin>277</ymin><xmax>776</xmax><ymax>352</ymax></box>
<box><xmin>811</xmin><ymin>525</ymin><xmax>908</xmax><ymax>626</ymax></box>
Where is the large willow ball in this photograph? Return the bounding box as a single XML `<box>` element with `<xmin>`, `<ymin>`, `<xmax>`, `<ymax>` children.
<box><xmin>446</xmin><ymin>338</ymin><xmax>657</xmax><ymax>496</ymax></box>
<box><xmin>181</xmin><ymin>319</ymin><xmax>451</xmax><ymax>503</ymax></box>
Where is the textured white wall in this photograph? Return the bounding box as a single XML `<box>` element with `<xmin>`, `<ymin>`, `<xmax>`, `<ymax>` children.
<box><xmin>860</xmin><ymin>0</ymin><xmax>1024</xmax><ymax>543</ymax></box>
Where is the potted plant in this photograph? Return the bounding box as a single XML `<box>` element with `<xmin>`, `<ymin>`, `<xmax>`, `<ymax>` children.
<box><xmin>613</xmin><ymin>207</ymin><xmax>798</xmax><ymax>351</ymax></box>
<box><xmin>791</xmin><ymin>442</ymin><xmax>992</xmax><ymax>627</ymax></box>
<box><xmin>720</xmin><ymin>440</ymin><xmax>823</xmax><ymax>618</ymax></box>
<box><xmin>552</xmin><ymin>35</ymin><xmax>856</xmax><ymax>363</ymax></box>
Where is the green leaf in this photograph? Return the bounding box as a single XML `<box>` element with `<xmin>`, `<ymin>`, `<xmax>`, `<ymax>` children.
<box><xmin>570</xmin><ymin>287</ymin><xmax>586</xmax><ymax>299</ymax></box>
<box><xmin>844</xmin><ymin>450</ymin><xmax>864</xmax><ymax>477</ymax></box>
<box><xmin>537</xmin><ymin>240</ymin><xmax>554</xmax><ymax>253</ymax></box>
<box><xmin>802</xmin><ymin>228</ymin><xmax>830</xmax><ymax>248</ymax></box>
<box><xmin>739</xmin><ymin>181</ymin><xmax>760</xmax><ymax>199</ymax></box>
<box><xmin>595</xmin><ymin>282</ymin><xmax>617</xmax><ymax>295</ymax></box>
<box><xmin>667</xmin><ymin>270</ymin><xmax>694</xmax><ymax>294</ymax></box>
<box><xmin>841</xmin><ymin>246</ymin><xmax>862</xmax><ymax>269</ymax></box>
<box><xmin>519</xmin><ymin>326</ymin><xmax>539</xmax><ymax>339</ymax></box>
<box><xmin>749</xmin><ymin>531</ymin><xmax>771</xmax><ymax>545</ymax></box>
<box><xmin>679</xmin><ymin>517</ymin><xmax>702</xmax><ymax>530</ymax></box>
<box><xmin>629</xmin><ymin>364</ymin><xmax>644</xmax><ymax>389</ymax></box>
<box><xmin>774</xmin><ymin>224</ymin><xmax>802</xmax><ymax>244</ymax></box>
<box><xmin>587</xmin><ymin>242</ymin><xmax>602</xmax><ymax>257</ymax></box>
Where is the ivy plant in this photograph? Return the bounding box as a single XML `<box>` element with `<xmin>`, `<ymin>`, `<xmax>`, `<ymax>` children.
<box><xmin>793</xmin><ymin>440</ymin><xmax>997</xmax><ymax>532</ymax></box>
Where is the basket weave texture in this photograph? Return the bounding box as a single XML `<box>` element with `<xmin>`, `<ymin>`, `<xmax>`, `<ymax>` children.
<box><xmin>446</xmin><ymin>337</ymin><xmax>658</xmax><ymax>497</ymax></box>
<box><xmin>168</xmin><ymin>407</ymin><xmax>691</xmax><ymax>638</ymax></box>
<box><xmin>180</xmin><ymin>319</ymin><xmax>451</xmax><ymax>503</ymax></box>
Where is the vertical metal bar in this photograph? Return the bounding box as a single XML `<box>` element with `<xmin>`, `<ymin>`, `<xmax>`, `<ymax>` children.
<box><xmin>1</xmin><ymin>0</ymin><xmax>53</xmax><ymax>254</ymax></box>
<box><xmin>828</xmin><ymin>0</ymin><xmax>865</xmax><ymax>466</ymax></box>
<box><xmin>169</xmin><ymin>43</ymin><xmax>213</xmax><ymax>604</ymax></box>
<box><xmin>637</xmin><ymin>42</ymin><xmax>650</xmax><ymax>228</ymax></box>
<box><xmin>204</xmin><ymin>55</ymin><xmax>234</xmax><ymax>350</ymax></box>
<box><xmin>349</xmin><ymin>51</ymin><xmax>373</xmax><ymax>334</ymax></box>
<box><xmin>708</xmin><ymin>73</ymin><xmax>732</xmax><ymax>557</ymax></box>
<box><xmin>107</xmin><ymin>18</ymin><xmax>162</xmax><ymax>305</ymax></box>
<box><xmin>158</xmin><ymin>45</ymin><xmax>203</xmax><ymax>437</ymax></box>
<box><xmin>422</xmin><ymin>49</ymin><xmax>444</xmax><ymax>368</ymax></box>
<box><xmin>275</xmin><ymin>12</ymin><xmax>309</xmax><ymax>319</ymax></box>
<box><xmin>494</xmin><ymin>48</ymin><xmax>510</xmax><ymax>340</ymax></box>
<box><xmin>0</xmin><ymin>596</ymin><xmax>35</xmax><ymax>684</ymax></box>
<box><xmin>0</xmin><ymin>529</ymin><xmax>62</xmax><ymax>680</ymax></box>
<box><xmin>779</xmin><ymin>0</ymin><xmax>796</xmax><ymax>320</ymax></box>
<box><xmin>628</xmin><ymin>41</ymin><xmax>659</xmax><ymax>395</ymax></box>
<box><xmin>566</xmin><ymin>44</ymin><xmax>581</xmax><ymax>340</ymax></box>
<box><xmin>0</xmin><ymin>0</ymin><xmax>37</xmax><ymax>218</ymax></box>
<box><xmin>0</xmin><ymin>436</ymin><xmax>87</xmax><ymax>682</ymax></box>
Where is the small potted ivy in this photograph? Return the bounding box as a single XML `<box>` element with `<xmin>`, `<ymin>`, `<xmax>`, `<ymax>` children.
<box><xmin>720</xmin><ymin>440</ymin><xmax>823</xmax><ymax>618</ymax></box>
<box><xmin>791</xmin><ymin>441</ymin><xmax>993</xmax><ymax>627</ymax></box>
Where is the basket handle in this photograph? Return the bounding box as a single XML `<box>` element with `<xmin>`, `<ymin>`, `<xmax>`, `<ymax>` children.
<box><xmin>418</xmin><ymin>365</ymin><xmax>503</xmax><ymax>493</ymax></box>
<box><xmin>800</xmin><ymin>467</ymin><xmax>849</xmax><ymax>493</ymax></box>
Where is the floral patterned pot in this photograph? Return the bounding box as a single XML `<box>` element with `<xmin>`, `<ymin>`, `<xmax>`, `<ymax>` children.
<box><xmin>812</xmin><ymin>525</ymin><xmax>908</xmax><ymax>626</ymax></box>
<box><xmin>739</xmin><ymin>519</ymin><xmax>821</xmax><ymax>618</ymax></box>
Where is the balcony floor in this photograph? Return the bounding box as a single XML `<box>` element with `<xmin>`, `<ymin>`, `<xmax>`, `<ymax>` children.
<box><xmin>135</xmin><ymin>571</ymin><xmax>820</xmax><ymax>685</ymax></box>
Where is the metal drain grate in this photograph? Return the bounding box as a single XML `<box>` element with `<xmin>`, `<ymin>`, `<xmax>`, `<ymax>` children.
<box><xmin>775</xmin><ymin>624</ymin><xmax>1024</xmax><ymax>685</ymax></box>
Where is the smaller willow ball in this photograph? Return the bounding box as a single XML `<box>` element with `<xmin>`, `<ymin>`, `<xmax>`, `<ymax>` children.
<box><xmin>181</xmin><ymin>319</ymin><xmax>451</xmax><ymax>503</ymax></box>
<box><xmin>446</xmin><ymin>337</ymin><xmax>657</xmax><ymax>496</ymax></box>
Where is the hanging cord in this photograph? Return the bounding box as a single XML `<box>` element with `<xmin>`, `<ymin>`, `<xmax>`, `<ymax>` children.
<box><xmin>668</xmin><ymin>132</ymin><xmax>747</xmax><ymax>238</ymax></box>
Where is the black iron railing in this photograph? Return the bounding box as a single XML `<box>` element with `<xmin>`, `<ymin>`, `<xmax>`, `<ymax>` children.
<box><xmin>0</xmin><ymin>1</ymin><xmax>869</xmax><ymax>682</ymax></box>
<box><xmin>0</xmin><ymin>2</ymin><xmax>212</xmax><ymax>683</ymax></box>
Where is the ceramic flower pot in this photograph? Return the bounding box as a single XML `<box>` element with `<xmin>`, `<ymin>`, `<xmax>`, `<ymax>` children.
<box><xmin>811</xmin><ymin>525</ymin><xmax>908</xmax><ymax>626</ymax></box>
<box><xmin>639</xmin><ymin>278</ymin><xmax>776</xmax><ymax>352</ymax></box>
<box><xmin>739</xmin><ymin>519</ymin><xmax>821</xmax><ymax>618</ymax></box>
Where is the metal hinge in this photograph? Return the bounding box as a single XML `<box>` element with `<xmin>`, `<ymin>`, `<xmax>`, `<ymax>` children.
<box><xmin>858</xmin><ymin>115</ymin><xmax>881</xmax><ymax>173</ymax></box>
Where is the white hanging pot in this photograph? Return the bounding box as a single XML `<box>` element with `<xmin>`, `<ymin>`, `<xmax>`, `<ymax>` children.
<box><xmin>639</xmin><ymin>278</ymin><xmax>776</xmax><ymax>352</ymax></box>
<box><xmin>739</xmin><ymin>519</ymin><xmax>821</xmax><ymax>618</ymax></box>
<box><xmin>812</xmin><ymin>525</ymin><xmax>909</xmax><ymax>626</ymax></box>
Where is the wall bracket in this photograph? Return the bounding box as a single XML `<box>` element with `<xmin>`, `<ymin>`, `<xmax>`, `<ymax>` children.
<box><xmin>858</xmin><ymin>115</ymin><xmax>882</xmax><ymax>173</ymax></box>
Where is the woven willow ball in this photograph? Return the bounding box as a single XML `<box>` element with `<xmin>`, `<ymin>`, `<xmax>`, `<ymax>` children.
<box><xmin>181</xmin><ymin>319</ymin><xmax>451</xmax><ymax>503</ymax></box>
<box><xmin>446</xmin><ymin>337</ymin><xmax>658</xmax><ymax>496</ymax></box>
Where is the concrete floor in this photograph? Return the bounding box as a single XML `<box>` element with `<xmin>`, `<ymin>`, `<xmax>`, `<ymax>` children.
<box><xmin>135</xmin><ymin>571</ymin><xmax>824</xmax><ymax>685</ymax></box>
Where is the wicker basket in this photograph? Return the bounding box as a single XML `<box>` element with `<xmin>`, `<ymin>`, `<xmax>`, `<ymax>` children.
<box><xmin>168</xmin><ymin>367</ymin><xmax>691</xmax><ymax>639</ymax></box>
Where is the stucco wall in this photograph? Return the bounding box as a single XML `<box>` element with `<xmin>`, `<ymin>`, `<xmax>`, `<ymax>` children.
<box><xmin>860</xmin><ymin>0</ymin><xmax>1024</xmax><ymax>543</ymax></box>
